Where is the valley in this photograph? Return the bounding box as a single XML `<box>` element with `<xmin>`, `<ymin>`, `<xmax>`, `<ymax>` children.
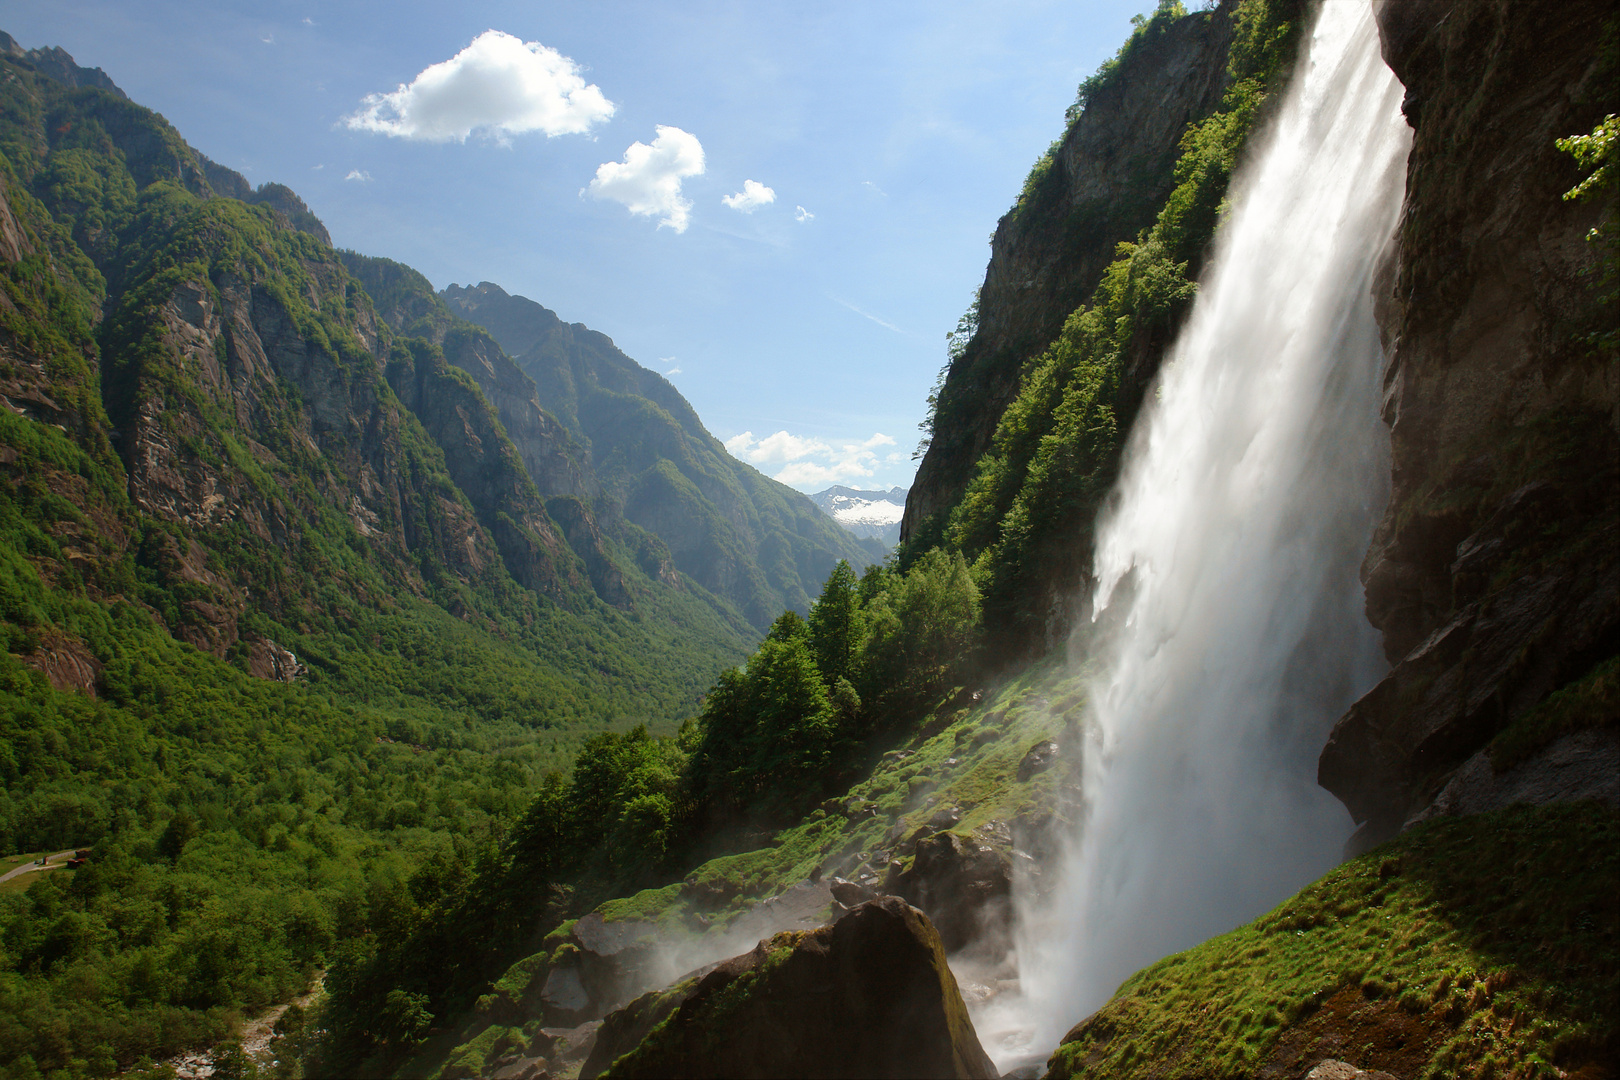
<box><xmin>0</xmin><ymin>0</ymin><xmax>1615</xmax><ymax>1078</ymax></box>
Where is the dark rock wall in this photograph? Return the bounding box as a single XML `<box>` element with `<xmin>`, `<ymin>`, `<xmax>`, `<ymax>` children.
<box><xmin>1319</xmin><ymin>0</ymin><xmax>1618</xmax><ymax>845</ymax></box>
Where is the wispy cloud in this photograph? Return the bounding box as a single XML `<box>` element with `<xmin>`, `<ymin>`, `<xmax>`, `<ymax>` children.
<box><xmin>724</xmin><ymin>430</ymin><xmax>897</xmax><ymax>488</ymax></box>
<box><xmin>861</xmin><ymin>180</ymin><xmax>887</xmax><ymax>197</ymax></box>
<box><xmin>722</xmin><ymin>180</ymin><xmax>776</xmax><ymax>213</ymax></box>
<box><xmin>794</xmin><ymin>204</ymin><xmax>814</xmax><ymax>223</ymax></box>
<box><xmin>345</xmin><ymin>30</ymin><xmax>614</xmax><ymax>143</ymax></box>
<box><xmin>588</xmin><ymin>126</ymin><xmax>706</xmax><ymax>232</ymax></box>
<box><xmin>345</xmin><ymin>169</ymin><xmax>372</xmax><ymax>182</ymax></box>
<box><xmin>827</xmin><ymin>294</ymin><xmax>901</xmax><ymax>334</ymax></box>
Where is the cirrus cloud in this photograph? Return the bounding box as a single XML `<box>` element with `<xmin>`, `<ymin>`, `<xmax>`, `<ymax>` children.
<box><xmin>724</xmin><ymin>430</ymin><xmax>897</xmax><ymax>488</ymax></box>
<box><xmin>722</xmin><ymin>179</ymin><xmax>776</xmax><ymax>213</ymax></box>
<box><xmin>588</xmin><ymin>126</ymin><xmax>706</xmax><ymax>232</ymax></box>
<box><xmin>345</xmin><ymin>30</ymin><xmax>614</xmax><ymax>143</ymax></box>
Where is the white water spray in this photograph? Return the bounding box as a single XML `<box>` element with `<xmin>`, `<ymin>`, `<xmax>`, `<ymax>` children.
<box><xmin>1012</xmin><ymin>0</ymin><xmax>1412</xmax><ymax>1053</ymax></box>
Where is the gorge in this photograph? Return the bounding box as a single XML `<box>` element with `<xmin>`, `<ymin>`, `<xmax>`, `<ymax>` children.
<box><xmin>0</xmin><ymin>0</ymin><xmax>1614</xmax><ymax>1078</ymax></box>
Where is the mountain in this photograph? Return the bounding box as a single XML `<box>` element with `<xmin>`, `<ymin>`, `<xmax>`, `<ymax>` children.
<box><xmin>341</xmin><ymin>0</ymin><xmax>1617</xmax><ymax>1076</ymax></box>
<box><xmin>442</xmin><ymin>281</ymin><xmax>883</xmax><ymax>628</ymax></box>
<box><xmin>0</xmin><ymin>34</ymin><xmax>784</xmax><ymax>1074</ymax></box>
<box><xmin>809</xmin><ymin>485</ymin><xmax>908</xmax><ymax>545</ymax></box>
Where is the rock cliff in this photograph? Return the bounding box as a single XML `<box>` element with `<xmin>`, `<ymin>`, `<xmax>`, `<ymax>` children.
<box><xmin>903</xmin><ymin>1</ymin><xmax>1239</xmax><ymax>540</ymax></box>
<box><xmin>0</xmin><ymin>41</ymin><xmax>751</xmax><ymax>714</ymax></box>
<box><xmin>1319</xmin><ymin>0</ymin><xmax>1619</xmax><ymax>848</ymax></box>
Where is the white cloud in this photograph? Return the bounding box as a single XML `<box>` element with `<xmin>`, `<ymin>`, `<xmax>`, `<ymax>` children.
<box><xmin>345</xmin><ymin>30</ymin><xmax>614</xmax><ymax>143</ymax></box>
<box><xmin>722</xmin><ymin>179</ymin><xmax>776</xmax><ymax>213</ymax></box>
<box><xmin>312</xmin><ymin>163</ymin><xmax>325</xmax><ymax>170</ymax></box>
<box><xmin>588</xmin><ymin>126</ymin><xmax>706</xmax><ymax>232</ymax></box>
<box><xmin>794</xmin><ymin>205</ymin><xmax>814</xmax><ymax>223</ymax></box>
<box><xmin>724</xmin><ymin>430</ymin><xmax>896</xmax><ymax>488</ymax></box>
<box><xmin>302</xmin><ymin>16</ymin><xmax>314</xmax><ymax>25</ymax></box>
<box><xmin>666</xmin><ymin>367</ymin><xmax>682</xmax><ymax>375</ymax></box>
<box><xmin>345</xmin><ymin>169</ymin><xmax>372</xmax><ymax>182</ymax></box>
<box><xmin>260</xmin><ymin>33</ymin><xmax>275</xmax><ymax>45</ymax></box>
<box><xmin>862</xmin><ymin>180</ymin><xmax>887</xmax><ymax>197</ymax></box>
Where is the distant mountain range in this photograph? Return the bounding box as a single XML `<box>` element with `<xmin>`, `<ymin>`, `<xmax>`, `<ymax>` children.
<box><xmin>809</xmin><ymin>486</ymin><xmax>909</xmax><ymax>545</ymax></box>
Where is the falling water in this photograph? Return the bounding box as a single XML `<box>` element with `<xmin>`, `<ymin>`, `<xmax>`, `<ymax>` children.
<box><xmin>1014</xmin><ymin>0</ymin><xmax>1412</xmax><ymax>1052</ymax></box>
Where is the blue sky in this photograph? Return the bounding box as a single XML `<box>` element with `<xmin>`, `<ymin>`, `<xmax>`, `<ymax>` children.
<box><xmin>7</xmin><ymin>0</ymin><xmax>1153</xmax><ymax>492</ymax></box>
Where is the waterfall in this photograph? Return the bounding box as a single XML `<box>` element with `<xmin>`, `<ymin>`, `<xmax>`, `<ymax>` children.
<box><xmin>1017</xmin><ymin>0</ymin><xmax>1412</xmax><ymax>1052</ymax></box>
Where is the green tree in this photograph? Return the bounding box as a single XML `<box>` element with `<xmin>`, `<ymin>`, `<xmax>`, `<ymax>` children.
<box><xmin>858</xmin><ymin>548</ymin><xmax>982</xmax><ymax>713</ymax></box>
<box><xmin>808</xmin><ymin>560</ymin><xmax>863</xmax><ymax>687</ymax></box>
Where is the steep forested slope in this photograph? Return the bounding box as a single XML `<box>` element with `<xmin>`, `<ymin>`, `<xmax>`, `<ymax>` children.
<box><xmin>443</xmin><ymin>282</ymin><xmax>884</xmax><ymax>629</ymax></box>
<box><xmin>0</xmin><ymin>36</ymin><xmax>760</xmax><ymax>1076</ymax></box>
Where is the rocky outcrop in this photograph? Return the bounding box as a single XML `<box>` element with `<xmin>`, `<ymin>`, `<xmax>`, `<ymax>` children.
<box><xmin>904</xmin><ymin>2</ymin><xmax>1239</xmax><ymax>540</ymax></box>
<box><xmin>589</xmin><ymin>897</ymin><xmax>998</xmax><ymax>1080</ymax></box>
<box><xmin>1319</xmin><ymin>0</ymin><xmax>1618</xmax><ymax>847</ymax></box>
<box><xmin>891</xmin><ymin>830</ymin><xmax>1014</xmax><ymax>958</ymax></box>
<box><xmin>0</xmin><ymin>32</ymin><xmax>126</xmax><ymax>98</ymax></box>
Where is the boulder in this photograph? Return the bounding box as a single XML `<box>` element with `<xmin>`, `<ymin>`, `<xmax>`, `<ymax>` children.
<box><xmin>1016</xmin><ymin>740</ymin><xmax>1059</xmax><ymax>781</ymax></box>
<box><xmin>594</xmin><ymin>897</ymin><xmax>998</xmax><ymax>1079</ymax></box>
<box><xmin>892</xmin><ymin>831</ymin><xmax>1013</xmax><ymax>957</ymax></box>
<box><xmin>1305</xmin><ymin>1062</ymin><xmax>1399</xmax><ymax>1080</ymax></box>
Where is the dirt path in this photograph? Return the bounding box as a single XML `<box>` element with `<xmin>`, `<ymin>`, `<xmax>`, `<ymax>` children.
<box><xmin>0</xmin><ymin>850</ymin><xmax>76</xmax><ymax>885</ymax></box>
<box><xmin>241</xmin><ymin>979</ymin><xmax>323</xmax><ymax>1068</ymax></box>
<box><xmin>164</xmin><ymin>978</ymin><xmax>324</xmax><ymax>1078</ymax></box>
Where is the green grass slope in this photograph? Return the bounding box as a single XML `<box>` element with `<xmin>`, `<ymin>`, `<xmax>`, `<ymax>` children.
<box><xmin>1047</xmin><ymin>804</ymin><xmax>1619</xmax><ymax>1080</ymax></box>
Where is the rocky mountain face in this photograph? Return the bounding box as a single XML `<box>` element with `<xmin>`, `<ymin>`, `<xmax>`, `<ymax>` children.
<box><xmin>444</xmin><ymin>281</ymin><xmax>881</xmax><ymax>628</ymax></box>
<box><xmin>0</xmin><ymin>39</ymin><xmax>754</xmax><ymax>712</ymax></box>
<box><xmin>1319</xmin><ymin>0</ymin><xmax>1619</xmax><ymax>849</ymax></box>
<box><xmin>810</xmin><ymin>485</ymin><xmax>908</xmax><ymax>545</ymax></box>
<box><xmin>903</xmin><ymin>1</ymin><xmax>1239</xmax><ymax>539</ymax></box>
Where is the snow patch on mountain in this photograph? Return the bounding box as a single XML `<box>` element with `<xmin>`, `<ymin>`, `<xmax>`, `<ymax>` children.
<box><xmin>809</xmin><ymin>486</ymin><xmax>908</xmax><ymax>545</ymax></box>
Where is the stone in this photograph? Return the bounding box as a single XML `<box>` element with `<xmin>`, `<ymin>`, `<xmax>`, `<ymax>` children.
<box><xmin>892</xmin><ymin>831</ymin><xmax>1013</xmax><ymax>957</ymax></box>
<box><xmin>828</xmin><ymin>877</ymin><xmax>879</xmax><ymax>908</ymax></box>
<box><xmin>1016</xmin><ymin>740</ymin><xmax>1060</xmax><ymax>781</ymax></box>
<box><xmin>595</xmin><ymin>897</ymin><xmax>998</xmax><ymax>1079</ymax></box>
<box><xmin>1407</xmin><ymin>729</ymin><xmax>1620</xmax><ymax>828</ymax></box>
<box><xmin>1305</xmin><ymin>1061</ymin><xmax>1399</xmax><ymax>1080</ymax></box>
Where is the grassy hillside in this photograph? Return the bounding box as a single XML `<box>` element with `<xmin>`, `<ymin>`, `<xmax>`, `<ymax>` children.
<box><xmin>1047</xmin><ymin>803</ymin><xmax>1618</xmax><ymax>1079</ymax></box>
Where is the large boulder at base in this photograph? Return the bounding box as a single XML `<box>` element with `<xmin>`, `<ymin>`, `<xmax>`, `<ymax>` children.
<box><xmin>891</xmin><ymin>829</ymin><xmax>1014</xmax><ymax>957</ymax></box>
<box><xmin>589</xmin><ymin>897</ymin><xmax>998</xmax><ymax>1079</ymax></box>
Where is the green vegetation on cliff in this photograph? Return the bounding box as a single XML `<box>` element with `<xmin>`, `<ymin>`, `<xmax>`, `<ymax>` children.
<box><xmin>309</xmin><ymin>551</ymin><xmax>985</xmax><ymax>1075</ymax></box>
<box><xmin>909</xmin><ymin>0</ymin><xmax>1306</xmax><ymax>654</ymax></box>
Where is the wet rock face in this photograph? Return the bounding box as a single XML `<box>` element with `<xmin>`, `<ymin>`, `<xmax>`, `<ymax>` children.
<box><xmin>593</xmin><ymin>897</ymin><xmax>998</xmax><ymax>1080</ymax></box>
<box><xmin>1321</xmin><ymin>0</ymin><xmax>1619</xmax><ymax>845</ymax></box>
